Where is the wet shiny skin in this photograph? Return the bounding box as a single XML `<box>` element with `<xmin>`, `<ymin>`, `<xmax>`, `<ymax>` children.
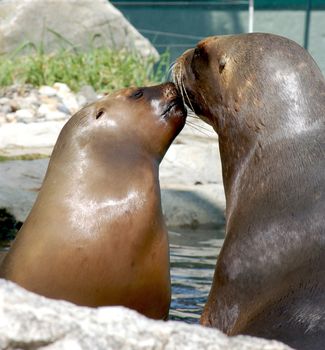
<box><xmin>0</xmin><ymin>83</ymin><xmax>186</xmax><ymax>320</ymax></box>
<box><xmin>174</xmin><ymin>33</ymin><xmax>325</xmax><ymax>350</ymax></box>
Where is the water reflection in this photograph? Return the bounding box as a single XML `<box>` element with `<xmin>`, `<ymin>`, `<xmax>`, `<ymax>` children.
<box><xmin>169</xmin><ymin>228</ymin><xmax>224</xmax><ymax>323</ymax></box>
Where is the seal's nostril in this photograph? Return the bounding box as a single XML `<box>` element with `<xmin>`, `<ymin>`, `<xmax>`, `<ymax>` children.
<box><xmin>96</xmin><ymin>110</ymin><xmax>104</xmax><ymax>119</ymax></box>
<box><xmin>130</xmin><ymin>89</ymin><xmax>143</xmax><ymax>99</ymax></box>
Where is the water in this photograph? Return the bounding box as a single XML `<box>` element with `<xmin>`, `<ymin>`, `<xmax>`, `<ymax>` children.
<box><xmin>0</xmin><ymin>228</ymin><xmax>225</xmax><ymax>324</ymax></box>
<box><xmin>169</xmin><ymin>228</ymin><xmax>224</xmax><ymax>324</ymax></box>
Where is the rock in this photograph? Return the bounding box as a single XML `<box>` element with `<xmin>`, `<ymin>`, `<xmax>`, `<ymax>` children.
<box><xmin>0</xmin><ymin>159</ymin><xmax>48</xmax><ymax>223</ymax></box>
<box><xmin>15</xmin><ymin>108</ymin><xmax>36</xmax><ymax>122</ymax></box>
<box><xmin>0</xmin><ymin>208</ymin><xmax>21</xmax><ymax>242</ymax></box>
<box><xmin>5</xmin><ymin>113</ymin><xmax>16</xmax><ymax>123</ymax></box>
<box><xmin>0</xmin><ymin>104</ymin><xmax>12</xmax><ymax>114</ymax></box>
<box><xmin>37</xmin><ymin>103</ymin><xmax>56</xmax><ymax>117</ymax></box>
<box><xmin>51</xmin><ymin>84</ymin><xmax>78</xmax><ymax>113</ymax></box>
<box><xmin>24</xmin><ymin>93</ymin><xmax>40</xmax><ymax>106</ymax></box>
<box><xmin>0</xmin><ymin>279</ymin><xmax>292</xmax><ymax>350</ymax></box>
<box><xmin>76</xmin><ymin>94</ymin><xmax>88</xmax><ymax>108</ymax></box>
<box><xmin>160</xmin><ymin>143</ymin><xmax>222</xmax><ymax>185</ymax></box>
<box><xmin>53</xmin><ymin>82</ymin><xmax>71</xmax><ymax>94</ymax></box>
<box><xmin>0</xmin><ymin>121</ymin><xmax>65</xmax><ymax>150</ymax></box>
<box><xmin>0</xmin><ymin>97</ymin><xmax>11</xmax><ymax>105</ymax></box>
<box><xmin>59</xmin><ymin>94</ymin><xmax>79</xmax><ymax>115</ymax></box>
<box><xmin>56</xmin><ymin>103</ymin><xmax>71</xmax><ymax>115</ymax></box>
<box><xmin>39</xmin><ymin>85</ymin><xmax>58</xmax><ymax>97</ymax></box>
<box><xmin>37</xmin><ymin>103</ymin><xmax>68</xmax><ymax>120</ymax></box>
<box><xmin>162</xmin><ymin>184</ymin><xmax>225</xmax><ymax>229</ymax></box>
<box><xmin>44</xmin><ymin>111</ymin><xmax>68</xmax><ymax>121</ymax></box>
<box><xmin>9</xmin><ymin>100</ymin><xmax>19</xmax><ymax>112</ymax></box>
<box><xmin>0</xmin><ymin>85</ymin><xmax>76</xmax><ymax>125</ymax></box>
<box><xmin>0</xmin><ymin>0</ymin><xmax>158</xmax><ymax>59</ymax></box>
<box><xmin>0</xmin><ymin>113</ymin><xmax>6</xmax><ymax>125</ymax></box>
<box><xmin>77</xmin><ymin>85</ymin><xmax>98</xmax><ymax>106</ymax></box>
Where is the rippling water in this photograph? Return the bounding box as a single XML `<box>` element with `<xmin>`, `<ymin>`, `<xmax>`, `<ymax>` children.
<box><xmin>169</xmin><ymin>228</ymin><xmax>225</xmax><ymax>324</ymax></box>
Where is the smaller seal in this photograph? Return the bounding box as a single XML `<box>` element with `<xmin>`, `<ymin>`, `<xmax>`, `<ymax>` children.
<box><xmin>0</xmin><ymin>82</ymin><xmax>187</xmax><ymax>320</ymax></box>
<box><xmin>174</xmin><ymin>33</ymin><xmax>325</xmax><ymax>349</ymax></box>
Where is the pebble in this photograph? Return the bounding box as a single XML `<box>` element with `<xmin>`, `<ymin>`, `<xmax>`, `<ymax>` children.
<box><xmin>0</xmin><ymin>114</ymin><xmax>6</xmax><ymax>124</ymax></box>
<box><xmin>0</xmin><ymin>83</ymin><xmax>99</xmax><ymax>126</ymax></box>
<box><xmin>0</xmin><ymin>97</ymin><xmax>10</xmax><ymax>105</ymax></box>
<box><xmin>5</xmin><ymin>113</ymin><xmax>17</xmax><ymax>123</ymax></box>
<box><xmin>45</xmin><ymin>111</ymin><xmax>68</xmax><ymax>121</ymax></box>
<box><xmin>0</xmin><ymin>104</ymin><xmax>12</xmax><ymax>114</ymax></box>
<box><xmin>15</xmin><ymin>109</ymin><xmax>35</xmax><ymax>122</ymax></box>
<box><xmin>39</xmin><ymin>86</ymin><xmax>58</xmax><ymax>97</ymax></box>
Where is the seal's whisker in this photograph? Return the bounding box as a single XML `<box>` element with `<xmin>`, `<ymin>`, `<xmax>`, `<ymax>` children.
<box><xmin>187</xmin><ymin>119</ymin><xmax>213</xmax><ymax>134</ymax></box>
<box><xmin>172</xmin><ymin>62</ymin><xmax>213</xmax><ymax>137</ymax></box>
<box><xmin>168</xmin><ymin>62</ymin><xmax>176</xmax><ymax>76</ymax></box>
<box><xmin>176</xmin><ymin>69</ymin><xmax>193</xmax><ymax>117</ymax></box>
<box><xmin>181</xmin><ymin>79</ymin><xmax>196</xmax><ymax>114</ymax></box>
<box><xmin>176</xmin><ymin>74</ymin><xmax>188</xmax><ymax>114</ymax></box>
<box><xmin>187</xmin><ymin>110</ymin><xmax>199</xmax><ymax>119</ymax></box>
<box><xmin>186</xmin><ymin>120</ymin><xmax>212</xmax><ymax>137</ymax></box>
<box><xmin>173</xmin><ymin>67</ymin><xmax>182</xmax><ymax>96</ymax></box>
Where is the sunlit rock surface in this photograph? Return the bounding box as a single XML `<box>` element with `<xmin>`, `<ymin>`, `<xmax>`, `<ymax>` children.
<box><xmin>0</xmin><ymin>0</ymin><xmax>158</xmax><ymax>59</ymax></box>
<box><xmin>0</xmin><ymin>279</ymin><xmax>292</xmax><ymax>350</ymax></box>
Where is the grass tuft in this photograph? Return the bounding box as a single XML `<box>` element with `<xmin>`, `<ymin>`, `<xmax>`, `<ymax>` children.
<box><xmin>0</xmin><ymin>44</ymin><xmax>170</xmax><ymax>93</ymax></box>
<box><xmin>0</xmin><ymin>154</ymin><xmax>49</xmax><ymax>162</ymax></box>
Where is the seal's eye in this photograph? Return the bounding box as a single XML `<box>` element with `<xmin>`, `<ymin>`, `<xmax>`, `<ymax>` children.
<box><xmin>194</xmin><ymin>48</ymin><xmax>201</xmax><ymax>59</ymax></box>
<box><xmin>130</xmin><ymin>89</ymin><xmax>143</xmax><ymax>99</ymax></box>
<box><xmin>96</xmin><ymin>109</ymin><xmax>105</xmax><ymax>119</ymax></box>
<box><xmin>219</xmin><ymin>56</ymin><xmax>227</xmax><ymax>73</ymax></box>
<box><xmin>193</xmin><ymin>47</ymin><xmax>208</xmax><ymax>64</ymax></box>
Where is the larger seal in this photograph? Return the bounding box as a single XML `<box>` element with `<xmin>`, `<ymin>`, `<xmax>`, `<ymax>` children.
<box><xmin>174</xmin><ymin>33</ymin><xmax>325</xmax><ymax>349</ymax></box>
<box><xmin>0</xmin><ymin>82</ymin><xmax>186</xmax><ymax>320</ymax></box>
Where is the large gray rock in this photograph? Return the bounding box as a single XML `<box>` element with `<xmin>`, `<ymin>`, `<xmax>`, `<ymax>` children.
<box><xmin>162</xmin><ymin>184</ymin><xmax>225</xmax><ymax>228</ymax></box>
<box><xmin>0</xmin><ymin>121</ymin><xmax>65</xmax><ymax>156</ymax></box>
<box><xmin>0</xmin><ymin>279</ymin><xmax>292</xmax><ymax>350</ymax></box>
<box><xmin>0</xmin><ymin>0</ymin><xmax>158</xmax><ymax>59</ymax></box>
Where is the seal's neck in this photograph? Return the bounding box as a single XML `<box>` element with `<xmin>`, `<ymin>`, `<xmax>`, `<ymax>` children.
<box><xmin>217</xmin><ymin>120</ymin><xmax>257</xmax><ymax>213</ymax></box>
<box><xmin>218</xmin><ymin>116</ymin><xmax>324</xmax><ymax>225</ymax></box>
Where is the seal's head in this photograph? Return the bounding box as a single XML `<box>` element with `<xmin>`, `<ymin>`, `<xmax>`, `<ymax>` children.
<box><xmin>173</xmin><ymin>33</ymin><xmax>325</xmax><ymax>195</ymax></box>
<box><xmin>173</xmin><ymin>33</ymin><xmax>324</xmax><ymax>136</ymax></box>
<box><xmin>55</xmin><ymin>82</ymin><xmax>186</xmax><ymax>165</ymax></box>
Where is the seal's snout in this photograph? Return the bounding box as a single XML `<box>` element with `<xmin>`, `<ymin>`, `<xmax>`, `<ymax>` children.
<box><xmin>160</xmin><ymin>82</ymin><xmax>180</xmax><ymax>102</ymax></box>
<box><xmin>162</xmin><ymin>96</ymin><xmax>183</xmax><ymax>116</ymax></box>
<box><xmin>149</xmin><ymin>82</ymin><xmax>185</xmax><ymax>119</ymax></box>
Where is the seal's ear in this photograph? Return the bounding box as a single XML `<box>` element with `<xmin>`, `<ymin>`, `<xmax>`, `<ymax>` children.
<box><xmin>96</xmin><ymin>109</ymin><xmax>105</xmax><ymax>120</ymax></box>
<box><xmin>219</xmin><ymin>56</ymin><xmax>227</xmax><ymax>74</ymax></box>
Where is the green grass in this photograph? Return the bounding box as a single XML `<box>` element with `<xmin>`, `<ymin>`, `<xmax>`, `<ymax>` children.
<box><xmin>0</xmin><ymin>44</ymin><xmax>171</xmax><ymax>93</ymax></box>
<box><xmin>0</xmin><ymin>154</ymin><xmax>49</xmax><ymax>162</ymax></box>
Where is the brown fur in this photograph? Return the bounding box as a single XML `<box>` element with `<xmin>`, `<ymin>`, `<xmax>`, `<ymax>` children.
<box><xmin>174</xmin><ymin>33</ymin><xmax>325</xmax><ymax>349</ymax></box>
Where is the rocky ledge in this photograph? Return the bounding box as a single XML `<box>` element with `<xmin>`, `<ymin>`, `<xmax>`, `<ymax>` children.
<box><xmin>0</xmin><ymin>83</ymin><xmax>98</xmax><ymax>154</ymax></box>
<box><xmin>0</xmin><ymin>279</ymin><xmax>292</xmax><ymax>350</ymax></box>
